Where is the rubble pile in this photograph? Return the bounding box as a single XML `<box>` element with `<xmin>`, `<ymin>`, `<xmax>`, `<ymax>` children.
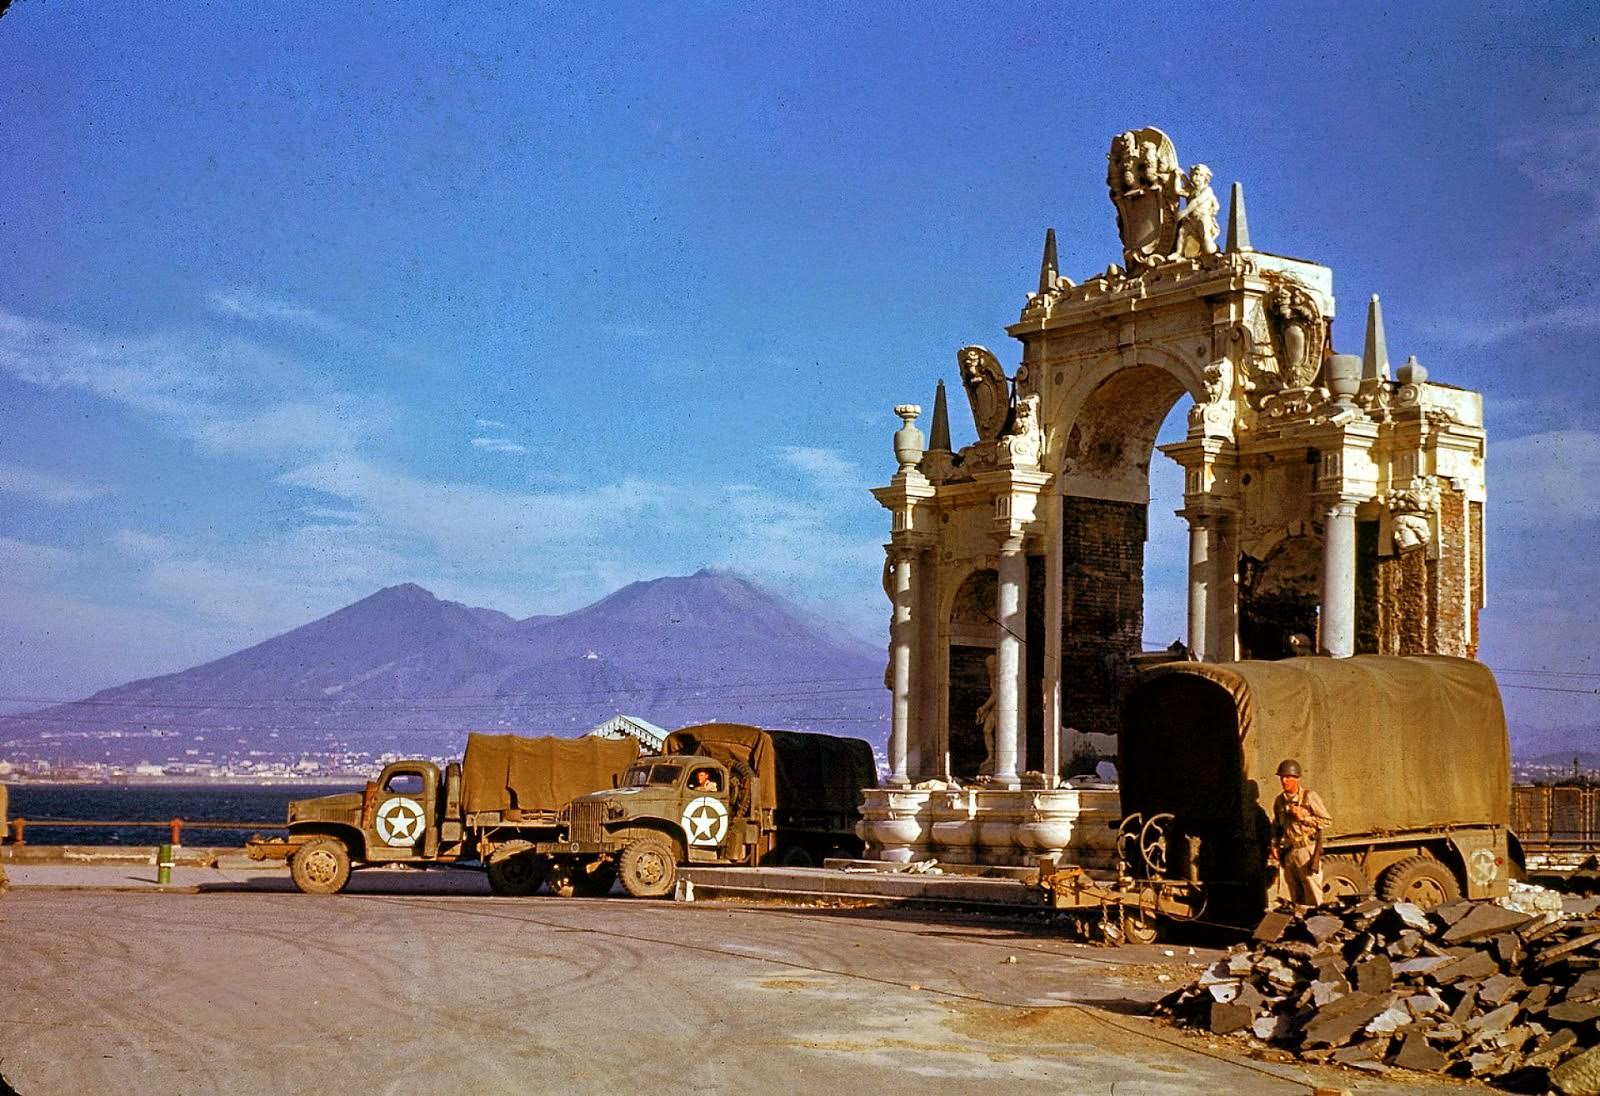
<box><xmin>1158</xmin><ymin>894</ymin><xmax>1600</xmax><ymax>1091</ymax></box>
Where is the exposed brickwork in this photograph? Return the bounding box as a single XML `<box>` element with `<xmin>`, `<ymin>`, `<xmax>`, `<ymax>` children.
<box><xmin>1470</xmin><ymin>500</ymin><xmax>1485</xmax><ymax>658</ymax></box>
<box><xmin>1238</xmin><ymin>535</ymin><xmax>1320</xmax><ymax>659</ymax></box>
<box><xmin>1059</xmin><ymin>497</ymin><xmax>1144</xmax><ymax>738</ymax></box>
<box><xmin>1435</xmin><ymin>480</ymin><xmax>1471</xmax><ymax>657</ymax></box>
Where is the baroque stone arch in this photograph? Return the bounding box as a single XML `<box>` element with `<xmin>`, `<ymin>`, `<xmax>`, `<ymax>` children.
<box><xmin>943</xmin><ymin>566</ymin><xmax>1000</xmax><ymax>780</ymax></box>
<box><xmin>1053</xmin><ymin>358</ymin><xmax>1199</xmax><ymax>502</ymax></box>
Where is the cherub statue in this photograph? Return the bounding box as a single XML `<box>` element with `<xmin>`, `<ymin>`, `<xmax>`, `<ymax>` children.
<box><xmin>1169</xmin><ymin>163</ymin><xmax>1220</xmax><ymax>260</ymax></box>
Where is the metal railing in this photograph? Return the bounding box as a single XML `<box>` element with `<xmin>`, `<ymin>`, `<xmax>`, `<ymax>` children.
<box><xmin>6</xmin><ymin>817</ymin><xmax>283</xmax><ymax>846</ymax></box>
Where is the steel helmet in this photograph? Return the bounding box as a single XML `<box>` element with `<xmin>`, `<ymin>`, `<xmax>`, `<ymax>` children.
<box><xmin>1276</xmin><ymin>758</ymin><xmax>1302</xmax><ymax>778</ymax></box>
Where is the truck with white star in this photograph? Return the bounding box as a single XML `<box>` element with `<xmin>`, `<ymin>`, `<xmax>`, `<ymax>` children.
<box><xmin>245</xmin><ymin>732</ymin><xmax>641</xmax><ymax>895</ymax></box>
<box><xmin>529</xmin><ymin>723</ymin><xmax>878</xmax><ymax>898</ymax></box>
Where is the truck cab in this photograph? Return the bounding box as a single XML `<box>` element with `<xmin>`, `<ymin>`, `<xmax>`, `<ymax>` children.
<box><xmin>551</xmin><ymin>754</ymin><xmax>758</xmax><ymax>897</ymax></box>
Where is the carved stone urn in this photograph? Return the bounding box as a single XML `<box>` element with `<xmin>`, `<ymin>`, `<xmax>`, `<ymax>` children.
<box><xmin>857</xmin><ymin>786</ymin><xmax>933</xmax><ymax>863</ymax></box>
<box><xmin>1324</xmin><ymin>353</ymin><xmax>1362</xmax><ymax>407</ymax></box>
<box><xmin>892</xmin><ymin>405</ymin><xmax>924</xmax><ymax>471</ymax></box>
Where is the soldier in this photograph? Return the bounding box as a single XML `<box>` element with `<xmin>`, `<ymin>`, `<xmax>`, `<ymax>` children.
<box><xmin>1270</xmin><ymin>758</ymin><xmax>1332</xmax><ymax>906</ymax></box>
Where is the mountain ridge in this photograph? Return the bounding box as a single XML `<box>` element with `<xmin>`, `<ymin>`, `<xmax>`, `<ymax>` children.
<box><xmin>0</xmin><ymin>572</ymin><xmax>887</xmax><ymax>767</ymax></box>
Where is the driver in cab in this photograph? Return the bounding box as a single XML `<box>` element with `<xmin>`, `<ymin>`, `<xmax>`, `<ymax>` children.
<box><xmin>690</xmin><ymin>768</ymin><xmax>721</xmax><ymax>794</ymax></box>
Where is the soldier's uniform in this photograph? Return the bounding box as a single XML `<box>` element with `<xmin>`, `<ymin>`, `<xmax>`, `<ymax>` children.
<box><xmin>1272</xmin><ymin>782</ymin><xmax>1332</xmax><ymax>906</ymax></box>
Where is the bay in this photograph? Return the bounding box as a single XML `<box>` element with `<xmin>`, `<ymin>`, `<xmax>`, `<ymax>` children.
<box><xmin>1</xmin><ymin>783</ymin><xmax>361</xmax><ymax>847</ymax></box>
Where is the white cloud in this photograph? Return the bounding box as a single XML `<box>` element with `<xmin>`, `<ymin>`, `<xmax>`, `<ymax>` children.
<box><xmin>0</xmin><ymin>536</ymin><xmax>78</xmax><ymax>580</ymax></box>
<box><xmin>475</xmin><ymin>418</ymin><xmax>507</xmax><ymax>429</ymax></box>
<box><xmin>0</xmin><ymin>308</ymin><xmax>391</xmax><ymax>461</ymax></box>
<box><xmin>207</xmin><ymin>288</ymin><xmax>349</xmax><ymax>340</ymax></box>
<box><xmin>1502</xmin><ymin>94</ymin><xmax>1600</xmax><ymax>221</ymax></box>
<box><xmin>1494</xmin><ymin>429</ymin><xmax>1600</xmax><ymax>528</ymax></box>
<box><xmin>776</xmin><ymin>445</ymin><xmax>862</xmax><ymax>488</ymax></box>
<box><xmin>1427</xmin><ymin>295</ymin><xmax>1600</xmax><ymax>349</ymax></box>
<box><xmin>0</xmin><ymin>462</ymin><xmax>108</xmax><ymax>504</ymax></box>
<box><xmin>471</xmin><ymin>436</ymin><xmax>528</xmax><ymax>455</ymax></box>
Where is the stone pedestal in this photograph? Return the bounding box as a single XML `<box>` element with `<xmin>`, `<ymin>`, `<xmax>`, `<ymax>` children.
<box><xmin>860</xmin><ymin>785</ymin><xmax>1120</xmax><ymax>868</ymax></box>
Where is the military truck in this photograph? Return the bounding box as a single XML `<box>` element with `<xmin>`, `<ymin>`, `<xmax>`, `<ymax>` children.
<box><xmin>247</xmin><ymin>733</ymin><xmax>639</xmax><ymax>896</ymax></box>
<box><xmin>1117</xmin><ymin>654</ymin><xmax>1512</xmax><ymax>922</ymax></box>
<box><xmin>525</xmin><ymin>723</ymin><xmax>876</xmax><ymax>898</ymax></box>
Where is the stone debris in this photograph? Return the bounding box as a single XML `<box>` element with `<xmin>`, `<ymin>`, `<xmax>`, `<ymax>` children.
<box><xmin>1158</xmin><ymin>895</ymin><xmax>1600</xmax><ymax>1089</ymax></box>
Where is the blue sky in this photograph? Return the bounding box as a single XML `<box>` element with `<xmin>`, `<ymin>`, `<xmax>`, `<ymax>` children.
<box><xmin>1</xmin><ymin>1</ymin><xmax>1597</xmax><ymax>744</ymax></box>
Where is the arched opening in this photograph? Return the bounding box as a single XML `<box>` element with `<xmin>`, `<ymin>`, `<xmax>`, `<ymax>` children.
<box><xmin>947</xmin><ymin>568</ymin><xmax>997</xmax><ymax>780</ymax></box>
<box><xmin>1056</xmin><ymin>363</ymin><xmax>1198</xmax><ymax>743</ymax></box>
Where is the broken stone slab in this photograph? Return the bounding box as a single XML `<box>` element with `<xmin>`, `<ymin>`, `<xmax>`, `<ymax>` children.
<box><xmin>1392</xmin><ymin>1033</ymin><xmax>1450</xmax><ymax>1072</ymax></box>
<box><xmin>1493</xmin><ymin>933</ymin><xmax>1523</xmax><ymax>966</ymax></box>
<box><xmin>1524</xmin><ymin>983</ymin><xmax>1556</xmax><ymax>1014</ymax></box>
<box><xmin>1302</xmin><ymin>992</ymin><xmax>1394</xmax><ymax>1049</ymax></box>
<box><xmin>1331</xmin><ymin>1038</ymin><xmax>1387</xmax><ymax>1064</ymax></box>
<box><xmin>1537</xmin><ymin>931</ymin><xmax>1600</xmax><ymax>970</ymax></box>
<box><xmin>1443</xmin><ymin>902</ymin><xmax>1533</xmax><ymax>943</ymax></box>
<box><xmin>1568</xmin><ymin>968</ymin><xmax>1600</xmax><ymax>1002</ymax></box>
<box><xmin>1464</xmin><ymin>1050</ymin><xmax>1509</xmax><ymax>1078</ymax></box>
<box><xmin>1547</xmin><ymin>1000</ymin><xmax>1600</xmax><ymax>1025</ymax></box>
<box><xmin>1310</xmin><ymin>979</ymin><xmax>1347</xmax><ymax>1008</ymax></box>
<box><xmin>1252</xmin><ymin>1012</ymin><xmax>1291</xmax><ymax>1041</ymax></box>
<box><xmin>1390</xmin><ymin>902</ymin><xmax>1433</xmax><ymax>933</ymax></box>
<box><xmin>1210</xmin><ymin>999</ymin><xmax>1255</xmax><ymax>1035</ymax></box>
<box><xmin>1303</xmin><ymin>914</ymin><xmax>1344</xmax><ymax>945</ymax></box>
<box><xmin>1526</xmin><ymin>1027</ymin><xmax>1580</xmax><ymax>1067</ymax></box>
<box><xmin>1478</xmin><ymin>973</ymin><xmax>1524</xmax><ymax>1006</ymax></box>
<box><xmin>1365</xmin><ymin>1003</ymin><xmax>1412</xmax><ymax>1035</ymax></box>
<box><xmin>1253</xmin><ymin>910</ymin><xmax>1294</xmax><ymax>942</ymax></box>
<box><xmin>1392</xmin><ymin>955</ymin><xmax>1452</xmax><ymax>977</ymax></box>
<box><xmin>1226</xmin><ymin>952</ymin><xmax>1255</xmax><ymax>977</ymax></box>
<box><xmin>1405</xmin><ymin>992</ymin><xmax>1445</xmax><ymax>1017</ymax></box>
<box><xmin>1353</xmin><ymin>954</ymin><xmax>1392</xmax><ymax>994</ymax></box>
<box><xmin>1432</xmin><ymin>899</ymin><xmax>1477</xmax><ymax>927</ymax></box>
<box><xmin>1432</xmin><ymin>949</ymin><xmax>1499</xmax><ymax>984</ymax></box>
<box><xmin>1199</xmin><ymin>960</ymin><xmax>1236</xmax><ymax>986</ymax></box>
<box><xmin>1207</xmin><ymin>981</ymin><xmax>1241</xmax><ymax>1003</ymax></box>
<box><xmin>1465</xmin><ymin>1002</ymin><xmax>1519</xmax><ymax>1038</ymax></box>
<box><xmin>1386</xmin><ymin>929</ymin><xmax>1423</xmax><ymax>959</ymax></box>
<box><xmin>1551</xmin><ymin>1043</ymin><xmax>1600</xmax><ymax>1095</ymax></box>
<box><xmin>1424</xmin><ymin>1021</ymin><xmax>1465</xmax><ymax>1044</ymax></box>
<box><xmin>1565</xmin><ymin>896</ymin><xmax>1600</xmax><ymax>918</ymax></box>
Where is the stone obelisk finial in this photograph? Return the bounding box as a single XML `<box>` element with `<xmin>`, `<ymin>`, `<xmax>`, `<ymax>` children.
<box><xmin>1362</xmin><ymin>294</ymin><xmax>1390</xmax><ymax>381</ymax></box>
<box><xmin>1225</xmin><ymin>182</ymin><xmax>1252</xmax><ymax>252</ymax></box>
<box><xmin>1037</xmin><ymin>228</ymin><xmax>1058</xmax><ymax>294</ymax></box>
<box><xmin>928</xmin><ymin>379</ymin><xmax>952</xmax><ymax>454</ymax></box>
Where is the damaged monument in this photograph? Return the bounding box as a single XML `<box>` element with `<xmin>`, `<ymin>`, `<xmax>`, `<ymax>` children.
<box><xmin>859</xmin><ymin>127</ymin><xmax>1487</xmax><ymax>865</ymax></box>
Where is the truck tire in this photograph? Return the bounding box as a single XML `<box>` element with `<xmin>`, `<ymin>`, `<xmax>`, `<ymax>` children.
<box><xmin>1379</xmin><ymin>854</ymin><xmax>1461</xmax><ymax>909</ymax></box>
<box><xmin>486</xmin><ymin>851</ymin><xmax>545</xmax><ymax>897</ymax></box>
<box><xmin>1319</xmin><ymin>856</ymin><xmax>1372</xmax><ymax>900</ymax></box>
<box><xmin>544</xmin><ymin>860</ymin><xmax>578</xmax><ymax>898</ymax></box>
<box><xmin>777</xmin><ymin>845</ymin><xmax>814</xmax><ymax>868</ymax></box>
<box><xmin>290</xmin><ymin>836</ymin><xmax>352</xmax><ymax>895</ymax></box>
<box><xmin>619</xmin><ymin>836</ymin><xmax>676</xmax><ymax>898</ymax></box>
<box><xmin>573</xmin><ymin>864</ymin><xmax>617</xmax><ymax>897</ymax></box>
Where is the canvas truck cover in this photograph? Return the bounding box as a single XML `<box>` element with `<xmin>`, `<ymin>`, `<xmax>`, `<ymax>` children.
<box><xmin>461</xmin><ymin>733</ymin><xmax>639</xmax><ymax>815</ymax></box>
<box><xmin>662</xmin><ymin>723</ymin><xmax>877</xmax><ymax>814</ymax></box>
<box><xmin>1120</xmin><ymin>655</ymin><xmax>1509</xmax><ymax>841</ymax></box>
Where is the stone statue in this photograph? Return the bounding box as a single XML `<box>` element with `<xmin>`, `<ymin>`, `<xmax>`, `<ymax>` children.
<box><xmin>1169</xmin><ymin>164</ymin><xmax>1219</xmax><ymax>260</ymax></box>
<box><xmin>1002</xmin><ymin>394</ymin><xmax>1042</xmax><ymax>467</ymax></box>
<box><xmin>975</xmin><ymin>653</ymin><xmax>998</xmax><ymax>775</ymax></box>
<box><xmin>1106</xmin><ymin>127</ymin><xmax>1182</xmax><ymax>269</ymax></box>
<box><xmin>957</xmin><ymin>346</ymin><xmax>1012</xmax><ymax>441</ymax></box>
<box><xmin>1387</xmin><ymin>475</ymin><xmax>1439</xmax><ymax>552</ymax></box>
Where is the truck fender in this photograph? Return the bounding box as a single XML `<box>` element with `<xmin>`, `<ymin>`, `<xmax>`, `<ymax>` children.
<box><xmin>609</xmin><ymin>822</ymin><xmax>687</xmax><ymax>861</ymax></box>
<box><xmin>288</xmin><ymin>824</ymin><xmax>366</xmax><ymax>861</ymax></box>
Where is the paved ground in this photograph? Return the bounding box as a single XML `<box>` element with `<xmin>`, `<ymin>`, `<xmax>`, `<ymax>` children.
<box><xmin>0</xmin><ymin>868</ymin><xmax>1482</xmax><ymax>1095</ymax></box>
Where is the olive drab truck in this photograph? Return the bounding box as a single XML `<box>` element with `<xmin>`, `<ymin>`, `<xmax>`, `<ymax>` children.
<box><xmin>524</xmin><ymin>723</ymin><xmax>877</xmax><ymax>898</ymax></box>
<box><xmin>246</xmin><ymin>733</ymin><xmax>639</xmax><ymax>895</ymax></box>
<box><xmin>1112</xmin><ymin>654</ymin><xmax>1513</xmax><ymax>926</ymax></box>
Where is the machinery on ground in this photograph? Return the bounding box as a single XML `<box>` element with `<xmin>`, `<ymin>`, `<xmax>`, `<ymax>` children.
<box><xmin>524</xmin><ymin>723</ymin><xmax>877</xmax><ymax>898</ymax></box>
<box><xmin>1061</xmin><ymin>654</ymin><xmax>1512</xmax><ymax>932</ymax></box>
<box><xmin>246</xmin><ymin>733</ymin><xmax>639</xmax><ymax>895</ymax></box>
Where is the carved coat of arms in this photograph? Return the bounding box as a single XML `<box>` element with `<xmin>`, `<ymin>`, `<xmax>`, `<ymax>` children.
<box><xmin>1106</xmin><ymin>127</ymin><xmax>1182</xmax><ymax>270</ymax></box>
<box><xmin>957</xmin><ymin>346</ymin><xmax>1013</xmax><ymax>441</ymax></box>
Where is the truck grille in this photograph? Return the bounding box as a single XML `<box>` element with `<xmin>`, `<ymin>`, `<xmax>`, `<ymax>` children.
<box><xmin>569</xmin><ymin>801</ymin><xmax>606</xmax><ymax>846</ymax></box>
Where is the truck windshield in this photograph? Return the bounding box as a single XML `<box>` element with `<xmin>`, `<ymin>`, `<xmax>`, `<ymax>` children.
<box><xmin>621</xmin><ymin>763</ymin><xmax>685</xmax><ymax>787</ymax></box>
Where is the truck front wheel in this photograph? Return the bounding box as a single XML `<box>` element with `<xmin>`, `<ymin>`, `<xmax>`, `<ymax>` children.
<box><xmin>619</xmin><ymin>836</ymin><xmax>677</xmax><ymax>898</ymax></box>
<box><xmin>290</xmin><ymin>836</ymin><xmax>352</xmax><ymax>895</ymax></box>
<box><xmin>1379</xmin><ymin>854</ymin><xmax>1461</xmax><ymax>909</ymax></box>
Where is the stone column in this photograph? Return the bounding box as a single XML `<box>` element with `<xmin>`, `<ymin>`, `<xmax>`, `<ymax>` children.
<box><xmin>888</xmin><ymin>549</ymin><xmax>916</xmax><ymax>786</ymax></box>
<box><xmin>1185</xmin><ymin>514</ymin><xmax>1212</xmax><ymax>662</ymax></box>
<box><xmin>993</xmin><ymin>538</ymin><xmax>1025</xmax><ymax>788</ymax></box>
<box><xmin>1320</xmin><ymin>500</ymin><xmax>1359</xmax><ymax>658</ymax></box>
<box><xmin>1210</xmin><ymin>513</ymin><xmax>1239</xmax><ymax>662</ymax></box>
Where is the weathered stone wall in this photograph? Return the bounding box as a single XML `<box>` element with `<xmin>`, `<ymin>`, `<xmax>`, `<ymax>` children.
<box><xmin>1434</xmin><ymin>480</ymin><xmax>1472</xmax><ymax>658</ymax></box>
<box><xmin>1470</xmin><ymin>500</ymin><xmax>1484</xmax><ymax>657</ymax></box>
<box><xmin>1059</xmin><ymin>497</ymin><xmax>1145</xmax><ymax>740</ymax></box>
